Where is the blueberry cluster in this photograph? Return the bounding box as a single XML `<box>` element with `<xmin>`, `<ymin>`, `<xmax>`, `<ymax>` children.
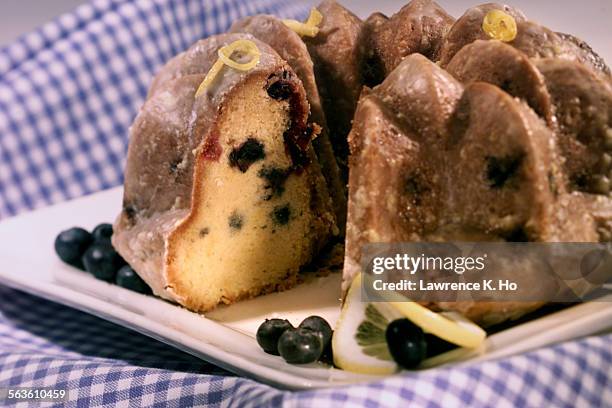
<box><xmin>256</xmin><ymin>316</ymin><xmax>333</xmax><ymax>365</ymax></box>
<box><xmin>54</xmin><ymin>223</ymin><xmax>151</xmax><ymax>294</ymax></box>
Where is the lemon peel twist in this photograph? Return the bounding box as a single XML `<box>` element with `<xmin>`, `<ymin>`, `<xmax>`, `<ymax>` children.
<box><xmin>482</xmin><ymin>9</ymin><xmax>518</xmax><ymax>42</ymax></box>
<box><xmin>282</xmin><ymin>8</ymin><xmax>323</xmax><ymax>37</ymax></box>
<box><xmin>195</xmin><ymin>39</ymin><xmax>261</xmax><ymax>97</ymax></box>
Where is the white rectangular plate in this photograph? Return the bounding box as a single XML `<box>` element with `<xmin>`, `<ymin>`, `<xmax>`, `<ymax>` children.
<box><xmin>0</xmin><ymin>187</ymin><xmax>611</xmax><ymax>389</ymax></box>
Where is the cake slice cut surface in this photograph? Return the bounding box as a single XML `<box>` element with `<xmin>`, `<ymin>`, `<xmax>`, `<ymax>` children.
<box><xmin>113</xmin><ymin>34</ymin><xmax>336</xmax><ymax>312</ymax></box>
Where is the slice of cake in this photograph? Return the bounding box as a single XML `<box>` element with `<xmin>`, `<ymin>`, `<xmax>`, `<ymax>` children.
<box><xmin>304</xmin><ymin>0</ymin><xmax>365</xmax><ymax>175</ymax></box>
<box><xmin>230</xmin><ymin>14</ymin><xmax>347</xmax><ymax>230</ymax></box>
<box><xmin>112</xmin><ymin>33</ymin><xmax>337</xmax><ymax>312</ymax></box>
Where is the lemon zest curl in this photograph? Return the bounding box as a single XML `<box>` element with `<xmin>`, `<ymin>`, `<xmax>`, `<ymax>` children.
<box><xmin>282</xmin><ymin>8</ymin><xmax>323</xmax><ymax>37</ymax></box>
<box><xmin>195</xmin><ymin>39</ymin><xmax>261</xmax><ymax>97</ymax></box>
<box><xmin>482</xmin><ymin>9</ymin><xmax>518</xmax><ymax>42</ymax></box>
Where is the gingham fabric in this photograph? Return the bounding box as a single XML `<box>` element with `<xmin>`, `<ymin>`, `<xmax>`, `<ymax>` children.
<box><xmin>0</xmin><ymin>0</ymin><xmax>310</xmax><ymax>218</ymax></box>
<box><xmin>1</xmin><ymin>286</ymin><xmax>611</xmax><ymax>407</ymax></box>
<box><xmin>0</xmin><ymin>0</ymin><xmax>610</xmax><ymax>407</ymax></box>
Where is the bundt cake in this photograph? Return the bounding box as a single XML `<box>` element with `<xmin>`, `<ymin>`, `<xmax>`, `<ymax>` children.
<box><xmin>113</xmin><ymin>33</ymin><xmax>336</xmax><ymax>312</ymax></box>
<box><xmin>343</xmin><ymin>2</ymin><xmax>612</xmax><ymax>325</ymax></box>
<box><xmin>112</xmin><ymin>0</ymin><xmax>611</xmax><ymax>324</ymax></box>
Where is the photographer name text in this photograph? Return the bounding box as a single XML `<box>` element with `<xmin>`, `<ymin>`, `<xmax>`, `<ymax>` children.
<box><xmin>371</xmin><ymin>279</ymin><xmax>519</xmax><ymax>292</ymax></box>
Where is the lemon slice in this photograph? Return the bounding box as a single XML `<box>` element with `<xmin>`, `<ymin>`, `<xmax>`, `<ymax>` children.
<box><xmin>386</xmin><ymin>303</ymin><xmax>486</xmax><ymax>349</ymax></box>
<box><xmin>334</xmin><ymin>274</ymin><xmax>487</xmax><ymax>373</ymax></box>
<box><xmin>332</xmin><ymin>274</ymin><xmax>398</xmax><ymax>374</ymax></box>
<box><xmin>361</xmin><ymin>274</ymin><xmax>486</xmax><ymax>349</ymax></box>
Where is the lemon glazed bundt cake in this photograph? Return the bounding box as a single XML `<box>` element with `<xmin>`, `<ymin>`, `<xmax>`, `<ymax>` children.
<box><xmin>111</xmin><ymin>0</ymin><xmax>611</xmax><ymax>322</ymax></box>
<box><xmin>112</xmin><ymin>33</ymin><xmax>336</xmax><ymax>312</ymax></box>
<box><xmin>343</xmin><ymin>3</ymin><xmax>612</xmax><ymax>326</ymax></box>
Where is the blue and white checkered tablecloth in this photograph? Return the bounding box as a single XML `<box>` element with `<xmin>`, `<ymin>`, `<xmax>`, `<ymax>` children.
<box><xmin>0</xmin><ymin>0</ymin><xmax>610</xmax><ymax>406</ymax></box>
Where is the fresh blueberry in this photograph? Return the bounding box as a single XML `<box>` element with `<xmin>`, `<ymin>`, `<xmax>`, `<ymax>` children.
<box><xmin>319</xmin><ymin>341</ymin><xmax>334</xmax><ymax>366</ymax></box>
<box><xmin>278</xmin><ymin>328</ymin><xmax>323</xmax><ymax>364</ymax></box>
<box><xmin>298</xmin><ymin>315</ymin><xmax>333</xmax><ymax>348</ymax></box>
<box><xmin>92</xmin><ymin>223</ymin><xmax>113</xmax><ymax>243</ymax></box>
<box><xmin>115</xmin><ymin>265</ymin><xmax>151</xmax><ymax>294</ymax></box>
<box><xmin>385</xmin><ymin>319</ymin><xmax>427</xmax><ymax>369</ymax></box>
<box><xmin>82</xmin><ymin>242</ymin><xmax>125</xmax><ymax>282</ymax></box>
<box><xmin>425</xmin><ymin>333</ymin><xmax>457</xmax><ymax>358</ymax></box>
<box><xmin>54</xmin><ymin>227</ymin><xmax>93</xmax><ymax>268</ymax></box>
<box><xmin>256</xmin><ymin>319</ymin><xmax>294</xmax><ymax>355</ymax></box>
